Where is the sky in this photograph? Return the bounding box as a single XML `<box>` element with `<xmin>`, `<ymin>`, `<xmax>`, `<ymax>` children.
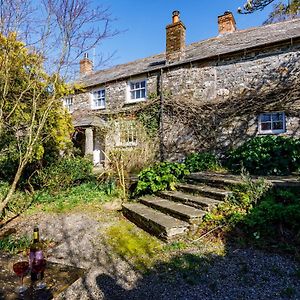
<box><xmin>92</xmin><ymin>0</ymin><xmax>275</xmax><ymax>69</ymax></box>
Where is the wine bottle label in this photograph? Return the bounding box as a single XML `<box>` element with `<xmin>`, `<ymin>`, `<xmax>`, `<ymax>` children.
<box><xmin>33</xmin><ymin>231</ymin><xmax>39</xmax><ymax>240</ymax></box>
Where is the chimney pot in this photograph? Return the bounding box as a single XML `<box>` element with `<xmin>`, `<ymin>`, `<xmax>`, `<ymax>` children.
<box><xmin>218</xmin><ymin>11</ymin><xmax>237</xmax><ymax>35</ymax></box>
<box><xmin>172</xmin><ymin>10</ymin><xmax>180</xmax><ymax>23</ymax></box>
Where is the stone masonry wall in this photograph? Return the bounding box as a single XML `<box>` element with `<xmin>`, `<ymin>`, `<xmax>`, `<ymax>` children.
<box><xmin>72</xmin><ymin>43</ymin><xmax>300</xmax><ymax>161</ymax></box>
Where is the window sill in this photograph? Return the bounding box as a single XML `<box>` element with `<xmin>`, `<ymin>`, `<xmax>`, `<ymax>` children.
<box><xmin>258</xmin><ymin>130</ymin><xmax>286</xmax><ymax>135</ymax></box>
<box><xmin>125</xmin><ymin>98</ymin><xmax>146</xmax><ymax>105</ymax></box>
<box><xmin>91</xmin><ymin>106</ymin><xmax>106</xmax><ymax>110</ymax></box>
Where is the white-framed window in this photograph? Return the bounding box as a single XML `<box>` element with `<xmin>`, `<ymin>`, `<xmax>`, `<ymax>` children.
<box><xmin>63</xmin><ymin>97</ymin><xmax>73</xmax><ymax>112</ymax></box>
<box><xmin>117</xmin><ymin>120</ymin><xmax>138</xmax><ymax>147</ymax></box>
<box><xmin>259</xmin><ymin>112</ymin><xmax>286</xmax><ymax>134</ymax></box>
<box><xmin>91</xmin><ymin>89</ymin><xmax>106</xmax><ymax>109</ymax></box>
<box><xmin>126</xmin><ymin>79</ymin><xmax>147</xmax><ymax>103</ymax></box>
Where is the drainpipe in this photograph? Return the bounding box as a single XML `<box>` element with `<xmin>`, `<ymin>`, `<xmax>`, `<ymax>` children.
<box><xmin>159</xmin><ymin>68</ymin><xmax>165</xmax><ymax>162</ymax></box>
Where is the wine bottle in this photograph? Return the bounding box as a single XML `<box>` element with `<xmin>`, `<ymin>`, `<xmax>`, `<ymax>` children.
<box><xmin>29</xmin><ymin>226</ymin><xmax>43</xmax><ymax>281</ymax></box>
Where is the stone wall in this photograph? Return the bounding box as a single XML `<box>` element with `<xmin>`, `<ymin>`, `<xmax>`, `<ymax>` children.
<box><xmin>72</xmin><ymin>42</ymin><xmax>300</xmax><ymax>161</ymax></box>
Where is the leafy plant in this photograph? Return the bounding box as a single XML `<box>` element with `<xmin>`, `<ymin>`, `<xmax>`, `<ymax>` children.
<box><xmin>226</xmin><ymin>136</ymin><xmax>300</xmax><ymax>175</ymax></box>
<box><xmin>33</xmin><ymin>157</ymin><xmax>94</xmax><ymax>192</ymax></box>
<box><xmin>200</xmin><ymin>172</ymin><xmax>271</xmax><ymax>229</ymax></box>
<box><xmin>184</xmin><ymin>152</ymin><xmax>221</xmax><ymax>173</ymax></box>
<box><xmin>134</xmin><ymin>161</ymin><xmax>189</xmax><ymax>196</ymax></box>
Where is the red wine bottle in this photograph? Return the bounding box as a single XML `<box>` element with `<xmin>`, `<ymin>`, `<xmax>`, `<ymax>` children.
<box><xmin>29</xmin><ymin>226</ymin><xmax>43</xmax><ymax>281</ymax></box>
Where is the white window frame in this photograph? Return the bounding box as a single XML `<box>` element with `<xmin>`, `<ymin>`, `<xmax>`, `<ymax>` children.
<box><xmin>116</xmin><ymin>121</ymin><xmax>138</xmax><ymax>147</ymax></box>
<box><xmin>63</xmin><ymin>97</ymin><xmax>73</xmax><ymax>113</ymax></box>
<box><xmin>259</xmin><ymin>112</ymin><xmax>286</xmax><ymax>134</ymax></box>
<box><xmin>126</xmin><ymin>79</ymin><xmax>147</xmax><ymax>104</ymax></box>
<box><xmin>91</xmin><ymin>89</ymin><xmax>106</xmax><ymax>109</ymax></box>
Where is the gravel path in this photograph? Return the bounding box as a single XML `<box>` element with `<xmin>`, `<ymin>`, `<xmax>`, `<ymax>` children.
<box><xmin>7</xmin><ymin>212</ymin><xmax>300</xmax><ymax>300</ymax></box>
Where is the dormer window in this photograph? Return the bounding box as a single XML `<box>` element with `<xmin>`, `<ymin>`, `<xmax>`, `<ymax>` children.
<box><xmin>63</xmin><ymin>97</ymin><xmax>73</xmax><ymax>112</ymax></box>
<box><xmin>126</xmin><ymin>79</ymin><xmax>147</xmax><ymax>103</ymax></box>
<box><xmin>92</xmin><ymin>89</ymin><xmax>105</xmax><ymax>109</ymax></box>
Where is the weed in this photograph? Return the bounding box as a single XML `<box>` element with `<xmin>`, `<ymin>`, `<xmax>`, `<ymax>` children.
<box><xmin>0</xmin><ymin>234</ymin><xmax>31</xmax><ymax>254</ymax></box>
<box><xmin>163</xmin><ymin>241</ymin><xmax>187</xmax><ymax>252</ymax></box>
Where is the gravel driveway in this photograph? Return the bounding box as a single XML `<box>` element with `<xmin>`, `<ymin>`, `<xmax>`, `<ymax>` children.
<box><xmin>7</xmin><ymin>212</ymin><xmax>300</xmax><ymax>300</ymax></box>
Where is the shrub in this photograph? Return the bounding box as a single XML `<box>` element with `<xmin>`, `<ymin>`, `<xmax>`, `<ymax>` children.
<box><xmin>243</xmin><ymin>188</ymin><xmax>300</xmax><ymax>237</ymax></box>
<box><xmin>33</xmin><ymin>157</ymin><xmax>94</xmax><ymax>191</ymax></box>
<box><xmin>184</xmin><ymin>152</ymin><xmax>221</xmax><ymax>173</ymax></box>
<box><xmin>226</xmin><ymin>136</ymin><xmax>300</xmax><ymax>175</ymax></box>
<box><xmin>134</xmin><ymin>161</ymin><xmax>189</xmax><ymax>196</ymax></box>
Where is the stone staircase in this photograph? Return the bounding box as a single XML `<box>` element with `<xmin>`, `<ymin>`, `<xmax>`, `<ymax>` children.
<box><xmin>122</xmin><ymin>172</ymin><xmax>239</xmax><ymax>241</ymax></box>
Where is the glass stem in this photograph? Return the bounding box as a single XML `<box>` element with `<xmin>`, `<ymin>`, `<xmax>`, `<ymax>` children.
<box><xmin>20</xmin><ymin>275</ymin><xmax>24</xmax><ymax>287</ymax></box>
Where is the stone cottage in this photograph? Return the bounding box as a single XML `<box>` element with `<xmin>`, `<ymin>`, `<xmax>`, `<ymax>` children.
<box><xmin>65</xmin><ymin>11</ymin><xmax>300</xmax><ymax>166</ymax></box>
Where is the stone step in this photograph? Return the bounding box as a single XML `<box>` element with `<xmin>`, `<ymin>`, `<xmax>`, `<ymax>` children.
<box><xmin>186</xmin><ymin>172</ymin><xmax>243</xmax><ymax>188</ymax></box>
<box><xmin>176</xmin><ymin>183</ymin><xmax>231</xmax><ymax>201</ymax></box>
<box><xmin>139</xmin><ymin>195</ymin><xmax>206</xmax><ymax>224</ymax></box>
<box><xmin>122</xmin><ymin>203</ymin><xmax>189</xmax><ymax>241</ymax></box>
<box><xmin>158</xmin><ymin>190</ymin><xmax>223</xmax><ymax>211</ymax></box>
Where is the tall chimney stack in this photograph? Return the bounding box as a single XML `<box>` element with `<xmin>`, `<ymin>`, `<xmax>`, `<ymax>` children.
<box><xmin>80</xmin><ymin>53</ymin><xmax>93</xmax><ymax>76</ymax></box>
<box><xmin>166</xmin><ymin>10</ymin><xmax>186</xmax><ymax>64</ymax></box>
<box><xmin>218</xmin><ymin>11</ymin><xmax>237</xmax><ymax>35</ymax></box>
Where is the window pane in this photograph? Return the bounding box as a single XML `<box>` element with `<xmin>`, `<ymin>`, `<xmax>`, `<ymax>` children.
<box><xmin>131</xmin><ymin>91</ymin><xmax>135</xmax><ymax>99</ymax></box>
<box><xmin>272</xmin><ymin>113</ymin><xmax>283</xmax><ymax>122</ymax></box>
<box><xmin>261</xmin><ymin>114</ymin><xmax>271</xmax><ymax>122</ymax></box>
<box><xmin>136</xmin><ymin>90</ymin><xmax>141</xmax><ymax>99</ymax></box>
<box><xmin>141</xmin><ymin>81</ymin><xmax>145</xmax><ymax>88</ymax></box>
<box><xmin>141</xmin><ymin>89</ymin><xmax>146</xmax><ymax>98</ymax></box>
<box><xmin>135</xmin><ymin>82</ymin><xmax>140</xmax><ymax>89</ymax></box>
<box><xmin>261</xmin><ymin>123</ymin><xmax>271</xmax><ymax>131</ymax></box>
<box><xmin>273</xmin><ymin>122</ymin><xmax>283</xmax><ymax>130</ymax></box>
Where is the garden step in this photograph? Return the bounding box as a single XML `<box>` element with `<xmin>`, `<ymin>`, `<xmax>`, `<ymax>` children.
<box><xmin>139</xmin><ymin>195</ymin><xmax>206</xmax><ymax>224</ymax></box>
<box><xmin>186</xmin><ymin>172</ymin><xmax>243</xmax><ymax>188</ymax></box>
<box><xmin>158</xmin><ymin>190</ymin><xmax>223</xmax><ymax>211</ymax></box>
<box><xmin>122</xmin><ymin>203</ymin><xmax>189</xmax><ymax>241</ymax></box>
<box><xmin>176</xmin><ymin>183</ymin><xmax>231</xmax><ymax>201</ymax></box>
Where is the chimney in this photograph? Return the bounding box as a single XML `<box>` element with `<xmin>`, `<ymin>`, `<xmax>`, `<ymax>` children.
<box><xmin>80</xmin><ymin>53</ymin><xmax>93</xmax><ymax>76</ymax></box>
<box><xmin>218</xmin><ymin>11</ymin><xmax>237</xmax><ymax>35</ymax></box>
<box><xmin>166</xmin><ymin>10</ymin><xmax>186</xmax><ymax>63</ymax></box>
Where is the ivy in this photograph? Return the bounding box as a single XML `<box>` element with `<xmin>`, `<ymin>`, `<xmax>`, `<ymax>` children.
<box><xmin>137</xmin><ymin>102</ymin><xmax>160</xmax><ymax>137</ymax></box>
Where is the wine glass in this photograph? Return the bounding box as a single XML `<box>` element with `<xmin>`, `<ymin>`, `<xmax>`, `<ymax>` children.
<box><xmin>12</xmin><ymin>258</ymin><xmax>29</xmax><ymax>294</ymax></box>
<box><xmin>32</xmin><ymin>258</ymin><xmax>47</xmax><ymax>290</ymax></box>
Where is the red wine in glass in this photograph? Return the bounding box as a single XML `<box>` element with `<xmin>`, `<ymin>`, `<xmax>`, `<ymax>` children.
<box><xmin>32</xmin><ymin>259</ymin><xmax>47</xmax><ymax>289</ymax></box>
<box><xmin>13</xmin><ymin>261</ymin><xmax>29</xmax><ymax>293</ymax></box>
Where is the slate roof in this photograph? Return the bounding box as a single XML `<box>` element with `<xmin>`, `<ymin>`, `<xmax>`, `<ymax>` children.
<box><xmin>79</xmin><ymin>18</ymin><xmax>300</xmax><ymax>88</ymax></box>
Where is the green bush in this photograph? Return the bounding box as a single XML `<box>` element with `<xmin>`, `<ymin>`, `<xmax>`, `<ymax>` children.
<box><xmin>243</xmin><ymin>188</ymin><xmax>300</xmax><ymax>236</ymax></box>
<box><xmin>184</xmin><ymin>152</ymin><xmax>221</xmax><ymax>173</ymax></box>
<box><xmin>33</xmin><ymin>157</ymin><xmax>94</xmax><ymax>191</ymax></box>
<box><xmin>134</xmin><ymin>161</ymin><xmax>189</xmax><ymax>196</ymax></box>
<box><xmin>226</xmin><ymin>136</ymin><xmax>300</xmax><ymax>175</ymax></box>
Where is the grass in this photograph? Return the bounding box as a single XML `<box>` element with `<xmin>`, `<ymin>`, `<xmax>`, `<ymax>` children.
<box><xmin>28</xmin><ymin>182</ymin><xmax>121</xmax><ymax>214</ymax></box>
<box><xmin>0</xmin><ymin>234</ymin><xmax>31</xmax><ymax>254</ymax></box>
<box><xmin>105</xmin><ymin>220</ymin><xmax>220</xmax><ymax>284</ymax></box>
<box><xmin>105</xmin><ymin>220</ymin><xmax>163</xmax><ymax>272</ymax></box>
